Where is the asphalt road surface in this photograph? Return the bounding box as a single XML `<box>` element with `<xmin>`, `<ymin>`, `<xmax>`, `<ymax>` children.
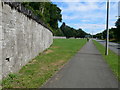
<box><xmin>95</xmin><ymin>39</ymin><xmax>120</xmax><ymax>55</ymax></box>
<box><xmin>42</xmin><ymin>40</ymin><xmax>118</xmax><ymax>88</ymax></box>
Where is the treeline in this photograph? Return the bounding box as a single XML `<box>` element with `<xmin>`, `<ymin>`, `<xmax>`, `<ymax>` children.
<box><xmin>22</xmin><ymin>2</ymin><xmax>88</xmax><ymax>38</ymax></box>
<box><xmin>60</xmin><ymin>22</ymin><xmax>89</xmax><ymax>38</ymax></box>
<box><xmin>22</xmin><ymin>1</ymin><xmax>62</xmax><ymax>34</ymax></box>
<box><xmin>94</xmin><ymin>18</ymin><xmax>120</xmax><ymax>42</ymax></box>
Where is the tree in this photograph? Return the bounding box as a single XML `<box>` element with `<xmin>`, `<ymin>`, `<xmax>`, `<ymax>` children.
<box><xmin>109</xmin><ymin>28</ymin><xmax>117</xmax><ymax>40</ymax></box>
<box><xmin>22</xmin><ymin>2</ymin><xmax>62</xmax><ymax>33</ymax></box>
<box><xmin>75</xmin><ymin>28</ymin><xmax>87</xmax><ymax>38</ymax></box>
<box><xmin>115</xmin><ymin>18</ymin><xmax>120</xmax><ymax>28</ymax></box>
<box><xmin>60</xmin><ymin>22</ymin><xmax>88</xmax><ymax>38</ymax></box>
<box><xmin>115</xmin><ymin>18</ymin><xmax>120</xmax><ymax>41</ymax></box>
<box><xmin>53</xmin><ymin>28</ymin><xmax>64</xmax><ymax>36</ymax></box>
<box><xmin>48</xmin><ymin>4</ymin><xmax>62</xmax><ymax>30</ymax></box>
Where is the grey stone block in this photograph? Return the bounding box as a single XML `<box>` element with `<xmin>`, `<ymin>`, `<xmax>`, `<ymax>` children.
<box><xmin>1</xmin><ymin>3</ymin><xmax>53</xmax><ymax>80</ymax></box>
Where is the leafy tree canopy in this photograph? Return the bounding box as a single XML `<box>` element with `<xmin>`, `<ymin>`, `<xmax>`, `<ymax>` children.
<box><xmin>60</xmin><ymin>22</ymin><xmax>88</xmax><ymax>38</ymax></box>
<box><xmin>22</xmin><ymin>2</ymin><xmax>62</xmax><ymax>32</ymax></box>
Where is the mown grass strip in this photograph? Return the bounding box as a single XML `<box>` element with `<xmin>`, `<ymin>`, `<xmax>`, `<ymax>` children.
<box><xmin>2</xmin><ymin>39</ymin><xmax>87</xmax><ymax>88</ymax></box>
<box><xmin>93</xmin><ymin>40</ymin><xmax>120</xmax><ymax>80</ymax></box>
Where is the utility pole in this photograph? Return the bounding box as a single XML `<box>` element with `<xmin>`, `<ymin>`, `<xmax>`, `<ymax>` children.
<box><xmin>105</xmin><ymin>0</ymin><xmax>109</xmax><ymax>55</ymax></box>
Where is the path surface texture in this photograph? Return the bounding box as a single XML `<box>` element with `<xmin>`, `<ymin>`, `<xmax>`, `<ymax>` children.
<box><xmin>42</xmin><ymin>40</ymin><xmax>118</xmax><ymax>88</ymax></box>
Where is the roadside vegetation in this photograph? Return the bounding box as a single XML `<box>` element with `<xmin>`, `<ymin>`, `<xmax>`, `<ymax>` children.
<box><xmin>22</xmin><ymin>2</ymin><xmax>89</xmax><ymax>38</ymax></box>
<box><xmin>93</xmin><ymin>40</ymin><xmax>120</xmax><ymax>80</ymax></box>
<box><xmin>60</xmin><ymin>22</ymin><xmax>89</xmax><ymax>38</ymax></box>
<box><xmin>94</xmin><ymin>18</ymin><xmax>120</xmax><ymax>43</ymax></box>
<box><xmin>2</xmin><ymin>39</ymin><xmax>87</xmax><ymax>88</ymax></box>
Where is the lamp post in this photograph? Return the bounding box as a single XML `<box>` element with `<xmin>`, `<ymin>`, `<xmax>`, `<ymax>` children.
<box><xmin>105</xmin><ymin>0</ymin><xmax>109</xmax><ymax>55</ymax></box>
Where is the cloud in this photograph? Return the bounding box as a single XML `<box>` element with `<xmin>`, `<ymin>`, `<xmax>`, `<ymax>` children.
<box><xmin>72</xmin><ymin>23</ymin><xmax>116</xmax><ymax>34</ymax></box>
<box><xmin>65</xmin><ymin>23</ymin><xmax>117</xmax><ymax>34</ymax></box>
<box><xmin>60</xmin><ymin>2</ymin><xmax>102</xmax><ymax>12</ymax></box>
<box><xmin>52</xmin><ymin>0</ymin><xmax>119</xmax><ymax>2</ymax></box>
<box><xmin>53</xmin><ymin>1</ymin><xmax>118</xmax><ymax>34</ymax></box>
<box><xmin>63</xmin><ymin>15</ymin><xmax>79</xmax><ymax>20</ymax></box>
<box><xmin>72</xmin><ymin>23</ymin><xmax>114</xmax><ymax>30</ymax></box>
<box><xmin>81</xmin><ymin>20</ymin><xmax>90</xmax><ymax>22</ymax></box>
<box><xmin>69</xmin><ymin>23</ymin><xmax>106</xmax><ymax>34</ymax></box>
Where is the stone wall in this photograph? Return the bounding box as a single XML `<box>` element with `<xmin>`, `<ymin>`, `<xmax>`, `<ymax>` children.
<box><xmin>0</xmin><ymin>2</ymin><xmax>2</xmax><ymax>80</ymax></box>
<box><xmin>0</xmin><ymin>2</ymin><xmax>53</xmax><ymax>79</ymax></box>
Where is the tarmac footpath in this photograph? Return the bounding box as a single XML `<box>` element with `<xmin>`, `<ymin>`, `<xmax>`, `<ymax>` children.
<box><xmin>42</xmin><ymin>40</ymin><xmax>118</xmax><ymax>88</ymax></box>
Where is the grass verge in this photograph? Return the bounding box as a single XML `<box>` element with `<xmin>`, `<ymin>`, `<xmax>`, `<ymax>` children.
<box><xmin>2</xmin><ymin>39</ymin><xmax>87</xmax><ymax>88</ymax></box>
<box><xmin>93</xmin><ymin>40</ymin><xmax>120</xmax><ymax>80</ymax></box>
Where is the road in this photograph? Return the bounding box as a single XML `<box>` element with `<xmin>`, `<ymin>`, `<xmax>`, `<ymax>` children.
<box><xmin>95</xmin><ymin>39</ymin><xmax>120</xmax><ymax>55</ymax></box>
<box><xmin>41</xmin><ymin>40</ymin><xmax>118</xmax><ymax>88</ymax></box>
